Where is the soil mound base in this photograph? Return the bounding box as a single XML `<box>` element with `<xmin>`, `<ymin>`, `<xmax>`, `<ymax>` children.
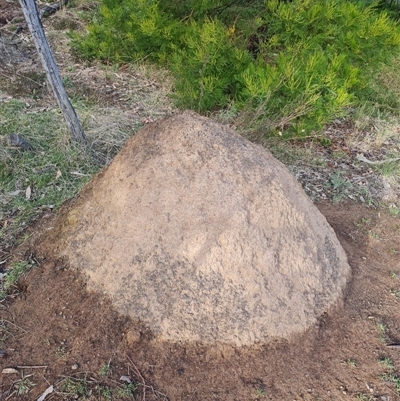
<box><xmin>46</xmin><ymin>111</ymin><xmax>350</xmax><ymax>346</ymax></box>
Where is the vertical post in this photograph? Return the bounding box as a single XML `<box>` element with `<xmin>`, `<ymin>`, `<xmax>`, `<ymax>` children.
<box><xmin>19</xmin><ymin>0</ymin><xmax>87</xmax><ymax>145</ymax></box>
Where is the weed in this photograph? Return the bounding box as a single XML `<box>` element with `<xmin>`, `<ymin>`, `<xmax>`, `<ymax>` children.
<box><xmin>98</xmin><ymin>385</ymin><xmax>112</xmax><ymax>400</ymax></box>
<box><xmin>330</xmin><ymin>171</ymin><xmax>352</xmax><ymax>190</ymax></box>
<box><xmin>342</xmin><ymin>358</ymin><xmax>357</xmax><ymax>367</ymax></box>
<box><xmin>381</xmin><ymin>373</ymin><xmax>400</xmax><ymax>394</ymax></box>
<box><xmin>355</xmin><ymin>394</ymin><xmax>373</xmax><ymax>401</ymax></box>
<box><xmin>55</xmin><ymin>344</ymin><xmax>68</xmax><ymax>357</ymax></box>
<box><xmin>390</xmin><ymin>288</ymin><xmax>400</xmax><ymax>298</ymax></box>
<box><xmin>99</xmin><ymin>360</ymin><xmax>112</xmax><ymax>376</ymax></box>
<box><xmin>355</xmin><ymin>217</ymin><xmax>371</xmax><ymax>228</ymax></box>
<box><xmin>390</xmin><ymin>271</ymin><xmax>399</xmax><ymax>279</ymax></box>
<box><xmin>61</xmin><ymin>377</ymin><xmax>89</xmax><ymax>398</ymax></box>
<box><xmin>0</xmin><ymin>261</ymin><xmax>32</xmax><ymax>301</ymax></box>
<box><xmin>388</xmin><ymin>205</ymin><xmax>400</xmax><ymax>216</ymax></box>
<box><xmin>377</xmin><ymin>321</ymin><xmax>388</xmax><ymax>343</ymax></box>
<box><xmin>62</xmin><ymin>76</ymin><xmax>74</xmax><ymax>88</ymax></box>
<box><xmin>368</xmin><ymin>230</ymin><xmax>381</xmax><ymax>240</ymax></box>
<box><xmin>116</xmin><ymin>383</ymin><xmax>139</xmax><ymax>399</ymax></box>
<box><xmin>256</xmin><ymin>387</ymin><xmax>266</xmax><ymax>397</ymax></box>
<box><xmin>373</xmin><ymin>158</ymin><xmax>400</xmax><ymax>178</ymax></box>
<box><xmin>378</xmin><ymin>357</ymin><xmax>395</xmax><ymax>370</ymax></box>
<box><xmin>14</xmin><ymin>374</ymin><xmax>35</xmax><ymax>395</ymax></box>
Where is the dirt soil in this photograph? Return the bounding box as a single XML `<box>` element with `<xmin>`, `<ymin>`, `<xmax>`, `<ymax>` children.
<box><xmin>0</xmin><ymin>202</ymin><xmax>399</xmax><ymax>401</ymax></box>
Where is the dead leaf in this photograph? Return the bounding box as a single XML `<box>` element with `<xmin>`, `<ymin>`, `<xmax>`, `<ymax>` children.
<box><xmin>7</xmin><ymin>190</ymin><xmax>21</xmax><ymax>196</ymax></box>
<box><xmin>25</xmin><ymin>185</ymin><xmax>31</xmax><ymax>200</ymax></box>
<box><xmin>56</xmin><ymin>170</ymin><xmax>62</xmax><ymax>179</ymax></box>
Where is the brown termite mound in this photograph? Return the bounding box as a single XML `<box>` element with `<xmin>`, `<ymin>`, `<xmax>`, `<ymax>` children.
<box><xmin>45</xmin><ymin>111</ymin><xmax>351</xmax><ymax>347</ymax></box>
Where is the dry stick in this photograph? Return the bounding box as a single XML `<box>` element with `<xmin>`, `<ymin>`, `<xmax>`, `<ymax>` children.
<box><xmin>16</xmin><ymin>365</ymin><xmax>48</xmax><ymax>369</ymax></box>
<box><xmin>126</xmin><ymin>354</ymin><xmax>146</xmax><ymax>401</ymax></box>
<box><xmin>356</xmin><ymin>154</ymin><xmax>400</xmax><ymax>165</ymax></box>
<box><xmin>18</xmin><ymin>0</ymin><xmax>87</xmax><ymax>145</ymax></box>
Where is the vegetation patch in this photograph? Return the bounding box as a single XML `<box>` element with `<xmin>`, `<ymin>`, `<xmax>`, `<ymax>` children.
<box><xmin>72</xmin><ymin>0</ymin><xmax>400</xmax><ymax>137</ymax></box>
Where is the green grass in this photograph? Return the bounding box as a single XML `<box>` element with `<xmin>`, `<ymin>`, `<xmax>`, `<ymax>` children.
<box><xmin>388</xmin><ymin>206</ymin><xmax>400</xmax><ymax>216</ymax></box>
<box><xmin>55</xmin><ymin>344</ymin><xmax>68</xmax><ymax>357</ymax></box>
<box><xmin>14</xmin><ymin>374</ymin><xmax>35</xmax><ymax>396</ymax></box>
<box><xmin>381</xmin><ymin>373</ymin><xmax>400</xmax><ymax>394</ymax></box>
<box><xmin>98</xmin><ymin>384</ymin><xmax>113</xmax><ymax>400</ymax></box>
<box><xmin>378</xmin><ymin>357</ymin><xmax>395</xmax><ymax>370</ymax></box>
<box><xmin>98</xmin><ymin>360</ymin><xmax>112</xmax><ymax>376</ymax></box>
<box><xmin>373</xmin><ymin>159</ymin><xmax>400</xmax><ymax>179</ymax></box>
<box><xmin>61</xmin><ymin>377</ymin><xmax>90</xmax><ymax>398</ymax></box>
<box><xmin>116</xmin><ymin>383</ymin><xmax>139</xmax><ymax>399</ymax></box>
<box><xmin>355</xmin><ymin>394</ymin><xmax>373</xmax><ymax>401</ymax></box>
<box><xmin>58</xmin><ymin>376</ymin><xmax>141</xmax><ymax>400</ymax></box>
<box><xmin>0</xmin><ymin>261</ymin><xmax>33</xmax><ymax>300</ymax></box>
<box><xmin>377</xmin><ymin>321</ymin><xmax>388</xmax><ymax>343</ymax></box>
<box><xmin>0</xmin><ymin>99</ymin><xmax>100</xmax><ymax>250</ymax></box>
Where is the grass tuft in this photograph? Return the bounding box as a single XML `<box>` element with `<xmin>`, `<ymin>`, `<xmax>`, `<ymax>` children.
<box><xmin>0</xmin><ymin>100</ymin><xmax>100</xmax><ymax>250</ymax></box>
<box><xmin>13</xmin><ymin>374</ymin><xmax>35</xmax><ymax>395</ymax></box>
<box><xmin>0</xmin><ymin>261</ymin><xmax>33</xmax><ymax>301</ymax></box>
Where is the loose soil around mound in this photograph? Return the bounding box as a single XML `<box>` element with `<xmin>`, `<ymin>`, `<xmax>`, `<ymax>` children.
<box><xmin>1</xmin><ymin>202</ymin><xmax>400</xmax><ymax>400</ymax></box>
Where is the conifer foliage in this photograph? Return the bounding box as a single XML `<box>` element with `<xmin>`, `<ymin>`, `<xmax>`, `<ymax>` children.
<box><xmin>72</xmin><ymin>0</ymin><xmax>400</xmax><ymax>136</ymax></box>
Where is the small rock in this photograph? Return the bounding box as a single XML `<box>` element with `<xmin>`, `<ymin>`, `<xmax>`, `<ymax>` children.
<box><xmin>2</xmin><ymin>368</ymin><xmax>18</xmax><ymax>374</ymax></box>
<box><xmin>120</xmin><ymin>375</ymin><xmax>132</xmax><ymax>383</ymax></box>
<box><xmin>71</xmin><ymin>364</ymin><xmax>78</xmax><ymax>370</ymax></box>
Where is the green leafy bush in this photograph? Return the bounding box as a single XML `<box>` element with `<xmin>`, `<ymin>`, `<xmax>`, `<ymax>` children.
<box><xmin>72</xmin><ymin>0</ymin><xmax>400</xmax><ymax>137</ymax></box>
<box><xmin>169</xmin><ymin>19</ymin><xmax>253</xmax><ymax>111</ymax></box>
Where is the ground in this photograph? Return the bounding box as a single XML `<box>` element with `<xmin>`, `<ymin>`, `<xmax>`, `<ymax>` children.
<box><xmin>1</xmin><ymin>203</ymin><xmax>400</xmax><ymax>401</ymax></box>
<box><xmin>1</xmin><ymin>1</ymin><xmax>400</xmax><ymax>400</ymax></box>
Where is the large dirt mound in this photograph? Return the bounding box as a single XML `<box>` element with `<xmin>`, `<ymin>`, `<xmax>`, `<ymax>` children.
<box><xmin>45</xmin><ymin>111</ymin><xmax>351</xmax><ymax>346</ymax></box>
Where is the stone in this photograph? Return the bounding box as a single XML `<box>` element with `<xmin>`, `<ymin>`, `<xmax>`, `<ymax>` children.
<box><xmin>47</xmin><ymin>111</ymin><xmax>351</xmax><ymax>346</ymax></box>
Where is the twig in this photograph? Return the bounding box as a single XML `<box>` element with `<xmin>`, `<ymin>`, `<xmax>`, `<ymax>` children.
<box><xmin>356</xmin><ymin>153</ymin><xmax>400</xmax><ymax>166</ymax></box>
<box><xmin>10</xmin><ymin>26</ymin><xmax>23</xmax><ymax>41</ymax></box>
<box><xmin>5</xmin><ymin>390</ymin><xmax>16</xmax><ymax>400</ymax></box>
<box><xmin>126</xmin><ymin>354</ymin><xmax>146</xmax><ymax>401</ymax></box>
<box><xmin>386</xmin><ymin>343</ymin><xmax>400</xmax><ymax>349</ymax></box>
<box><xmin>16</xmin><ymin>365</ymin><xmax>48</xmax><ymax>369</ymax></box>
<box><xmin>0</xmin><ymin>319</ymin><xmax>27</xmax><ymax>333</ymax></box>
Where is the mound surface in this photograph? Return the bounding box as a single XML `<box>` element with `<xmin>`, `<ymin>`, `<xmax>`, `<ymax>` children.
<box><xmin>48</xmin><ymin>111</ymin><xmax>351</xmax><ymax>346</ymax></box>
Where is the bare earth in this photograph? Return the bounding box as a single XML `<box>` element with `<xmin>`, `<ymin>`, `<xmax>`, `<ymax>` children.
<box><xmin>0</xmin><ymin>202</ymin><xmax>399</xmax><ymax>401</ymax></box>
<box><xmin>1</xmin><ymin>1</ymin><xmax>400</xmax><ymax>400</ymax></box>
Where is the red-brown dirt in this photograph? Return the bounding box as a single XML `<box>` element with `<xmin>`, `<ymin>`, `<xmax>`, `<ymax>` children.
<box><xmin>1</xmin><ymin>202</ymin><xmax>400</xmax><ymax>400</ymax></box>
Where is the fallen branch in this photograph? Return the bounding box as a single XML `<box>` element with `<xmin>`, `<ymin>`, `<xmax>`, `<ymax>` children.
<box><xmin>125</xmin><ymin>355</ymin><xmax>169</xmax><ymax>400</ymax></box>
<box><xmin>356</xmin><ymin>154</ymin><xmax>400</xmax><ymax>166</ymax></box>
<box><xmin>126</xmin><ymin>355</ymin><xmax>146</xmax><ymax>401</ymax></box>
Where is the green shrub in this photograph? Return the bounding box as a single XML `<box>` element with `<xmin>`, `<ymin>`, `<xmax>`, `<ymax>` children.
<box><xmin>169</xmin><ymin>19</ymin><xmax>253</xmax><ymax>111</ymax></box>
<box><xmin>72</xmin><ymin>0</ymin><xmax>182</xmax><ymax>63</ymax></box>
<box><xmin>72</xmin><ymin>0</ymin><xmax>400</xmax><ymax>137</ymax></box>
